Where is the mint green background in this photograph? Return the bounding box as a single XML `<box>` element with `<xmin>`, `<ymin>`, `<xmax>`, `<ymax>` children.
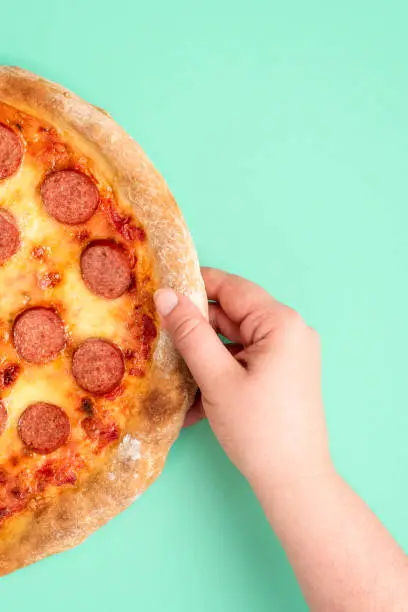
<box><xmin>1</xmin><ymin>1</ymin><xmax>408</xmax><ymax>610</ymax></box>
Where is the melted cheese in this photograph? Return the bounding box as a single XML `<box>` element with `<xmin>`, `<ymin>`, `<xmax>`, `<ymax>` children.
<box><xmin>0</xmin><ymin>162</ymin><xmax>134</xmax><ymax>343</ymax></box>
<box><xmin>0</xmin><ymin>107</ymin><xmax>157</xmax><ymax>476</ymax></box>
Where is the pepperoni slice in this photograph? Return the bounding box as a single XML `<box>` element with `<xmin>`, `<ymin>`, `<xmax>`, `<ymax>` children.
<box><xmin>18</xmin><ymin>403</ymin><xmax>70</xmax><ymax>454</ymax></box>
<box><xmin>13</xmin><ymin>308</ymin><xmax>66</xmax><ymax>364</ymax></box>
<box><xmin>0</xmin><ymin>401</ymin><xmax>8</xmax><ymax>436</ymax></box>
<box><xmin>72</xmin><ymin>338</ymin><xmax>124</xmax><ymax>395</ymax></box>
<box><xmin>0</xmin><ymin>209</ymin><xmax>20</xmax><ymax>265</ymax></box>
<box><xmin>41</xmin><ymin>170</ymin><xmax>99</xmax><ymax>225</ymax></box>
<box><xmin>0</xmin><ymin>124</ymin><xmax>23</xmax><ymax>180</ymax></box>
<box><xmin>80</xmin><ymin>241</ymin><xmax>132</xmax><ymax>299</ymax></box>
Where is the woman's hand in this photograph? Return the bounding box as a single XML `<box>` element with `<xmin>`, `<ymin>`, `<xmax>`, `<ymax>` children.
<box><xmin>154</xmin><ymin>267</ymin><xmax>331</xmax><ymax>489</ymax></box>
<box><xmin>155</xmin><ymin>267</ymin><xmax>408</xmax><ymax>612</ymax></box>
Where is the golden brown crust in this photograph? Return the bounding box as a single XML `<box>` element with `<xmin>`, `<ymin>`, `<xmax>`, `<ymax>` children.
<box><xmin>0</xmin><ymin>66</ymin><xmax>206</xmax><ymax>576</ymax></box>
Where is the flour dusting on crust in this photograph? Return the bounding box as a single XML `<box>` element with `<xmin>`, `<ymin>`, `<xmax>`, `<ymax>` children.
<box><xmin>118</xmin><ymin>434</ymin><xmax>142</xmax><ymax>462</ymax></box>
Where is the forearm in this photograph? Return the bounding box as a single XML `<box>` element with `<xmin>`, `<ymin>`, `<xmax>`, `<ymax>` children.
<box><xmin>254</xmin><ymin>467</ymin><xmax>408</xmax><ymax>612</ymax></box>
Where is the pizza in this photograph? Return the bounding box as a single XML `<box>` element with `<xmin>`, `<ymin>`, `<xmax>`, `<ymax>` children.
<box><xmin>0</xmin><ymin>66</ymin><xmax>206</xmax><ymax>576</ymax></box>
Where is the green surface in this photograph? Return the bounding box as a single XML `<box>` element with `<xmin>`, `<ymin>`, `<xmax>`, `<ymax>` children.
<box><xmin>1</xmin><ymin>1</ymin><xmax>408</xmax><ymax>610</ymax></box>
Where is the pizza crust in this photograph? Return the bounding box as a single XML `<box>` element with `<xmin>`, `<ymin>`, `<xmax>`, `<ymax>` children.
<box><xmin>0</xmin><ymin>66</ymin><xmax>206</xmax><ymax>576</ymax></box>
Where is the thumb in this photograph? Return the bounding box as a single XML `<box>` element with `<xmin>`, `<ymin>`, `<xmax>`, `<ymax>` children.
<box><xmin>154</xmin><ymin>288</ymin><xmax>238</xmax><ymax>394</ymax></box>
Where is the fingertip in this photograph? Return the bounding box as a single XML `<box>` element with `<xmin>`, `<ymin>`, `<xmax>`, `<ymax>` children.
<box><xmin>201</xmin><ymin>267</ymin><xmax>230</xmax><ymax>299</ymax></box>
<box><xmin>183</xmin><ymin>398</ymin><xmax>206</xmax><ymax>427</ymax></box>
<box><xmin>154</xmin><ymin>288</ymin><xmax>179</xmax><ymax>317</ymax></box>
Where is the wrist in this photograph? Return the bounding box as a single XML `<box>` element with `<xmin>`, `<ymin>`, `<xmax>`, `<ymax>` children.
<box><xmin>249</xmin><ymin>458</ymin><xmax>338</xmax><ymax>526</ymax></box>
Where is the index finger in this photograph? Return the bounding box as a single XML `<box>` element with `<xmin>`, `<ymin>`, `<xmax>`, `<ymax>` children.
<box><xmin>201</xmin><ymin>267</ymin><xmax>281</xmax><ymax>325</ymax></box>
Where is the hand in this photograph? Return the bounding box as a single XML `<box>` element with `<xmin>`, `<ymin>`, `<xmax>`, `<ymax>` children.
<box><xmin>154</xmin><ymin>267</ymin><xmax>331</xmax><ymax>489</ymax></box>
<box><xmin>155</xmin><ymin>268</ymin><xmax>408</xmax><ymax>612</ymax></box>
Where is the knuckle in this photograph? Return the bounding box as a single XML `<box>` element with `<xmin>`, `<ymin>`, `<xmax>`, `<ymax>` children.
<box><xmin>308</xmin><ymin>326</ymin><xmax>321</xmax><ymax>347</ymax></box>
<box><xmin>242</xmin><ymin>308</ymin><xmax>275</xmax><ymax>344</ymax></box>
<box><xmin>309</xmin><ymin>325</ymin><xmax>319</xmax><ymax>338</ymax></box>
<box><xmin>279</xmin><ymin>307</ymin><xmax>306</xmax><ymax>331</ymax></box>
<box><xmin>173</xmin><ymin>315</ymin><xmax>202</xmax><ymax>345</ymax></box>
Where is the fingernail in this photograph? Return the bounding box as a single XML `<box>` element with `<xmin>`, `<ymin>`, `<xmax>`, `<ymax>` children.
<box><xmin>154</xmin><ymin>289</ymin><xmax>179</xmax><ymax>317</ymax></box>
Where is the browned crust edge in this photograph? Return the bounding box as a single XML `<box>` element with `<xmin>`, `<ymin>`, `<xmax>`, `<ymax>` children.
<box><xmin>0</xmin><ymin>66</ymin><xmax>206</xmax><ymax>577</ymax></box>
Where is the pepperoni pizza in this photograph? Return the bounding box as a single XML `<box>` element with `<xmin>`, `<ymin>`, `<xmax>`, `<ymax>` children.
<box><xmin>0</xmin><ymin>67</ymin><xmax>206</xmax><ymax>576</ymax></box>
